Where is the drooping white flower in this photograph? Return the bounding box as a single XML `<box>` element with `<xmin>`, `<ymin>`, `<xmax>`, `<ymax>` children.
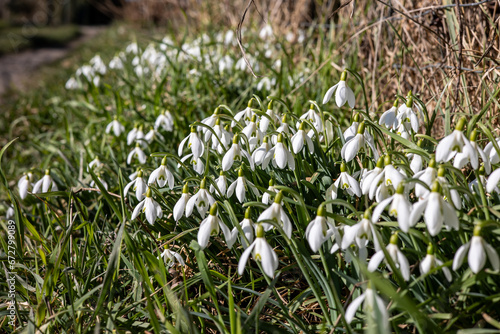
<box><xmin>413</xmin><ymin>159</ymin><xmax>437</xmax><ymax>198</ymax></box>
<box><xmin>341</xmin><ymin>211</ymin><xmax>382</xmax><ymax>258</ymax></box>
<box><xmin>231</xmin><ymin>207</ymin><xmax>255</xmax><ymax>249</ymax></box>
<box><xmin>259</xmin><ymin>23</ymin><xmax>274</xmax><ymax>40</ymax></box>
<box><xmin>131</xmin><ymin>188</ymin><xmax>163</xmax><ymax>225</ymax></box>
<box><xmin>360</xmin><ymin>158</ymin><xmax>384</xmax><ymax>195</ymax></box>
<box><xmin>484</xmin><ymin>137</ymin><xmax>500</xmax><ymax>164</ymax></box>
<box><xmin>232</xmin><ymin>100</ymin><xmax>256</xmax><ymax>127</ymax></box>
<box><xmin>109</xmin><ymin>55</ymin><xmax>124</xmax><ymax>70</ymax></box>
<box><xmin>65</xmin><ymin>77</ymin><xmax>80</xmax><ymax>90</ymax></box>
<box><xmin>198</xmin><ymin>203</ymin><xmax>236</xmax><ymax>249</ymax></box>
<box><xmin>367</xmin><ymin>156</ymin><xmax>405</xmax><ymax>202</ymax></box>
<box><xmin>186</xmin><ymin>178</ymin><xmax>215</xmax><ymax>217</ymax></box>
<box><xmin>345</xmin><ymin>285</ymin><xmax>389</xmax><ymax>333</ymax></box>
<box><xmin>436</xmin><ymin>117</ymin><xmax>477</xmax><ymax>167</ymax></box>
<box><xmin>396</xmin><ymin>94</ymin><xmax>422</xmax><ymax>133</ymax></box>
<box><xmin>329</xmin><ymin>162</ymin><xmax>361</xmax><ymax>199</ymax></box>
<box><xmin>453</xmin><ymin>226</ymin><xmax>499</xmax><ymax>274</ymax></box>
<box><xmin>173</xmin><ymin>183</ymin><xmax>190</xmax><ymax>221</ymax></box>
<box><xmin>32</xmin><ymin>170</ymin><xmax>58</xmax><ymax>194</ymax></box>
<box><xmin>90</xmin><ymin>54</ymin><xmax>107</xmax><ymax>75</ymax></box>
<box><xmin>270</xmin><ymin>134</ymin><xmax>295</xmax><ymax>170</ymax></box>
<box><xmin>240</xmin><ymin>114</ymin><xmax>263</xmax><ymax>151</ymax></box>
<box><xmin>238</xmin><ymin>224</ymin><xmax>279</xmax><ymax>278</ymax></box>
<box><xmin>127</xmin><ymin>125</ymin><xmax>139</xmax><ymax>146</ymax></box>
<box><xmin>341</xmin><ymin>122</ymin><xmax>379</xmax><ymax>162</ymax></box>
<box><xmin>368</xmin><ymin>233</ymin><xmax>411</xmax><ymax>281</ymax></box>
<box><xmin>409</xmin><ymin>181</ymin><xmax>459</xmax><ymax>236</ymax></box>
<box><xmin>408</xmin><ymin>152</ymin><xmax>424</xmax><ymax>174</ymax></box>
<box><xmin>371</xmin><ymin>183</ymin><xmax>412</xmax><ymax>232</ymax></box>
<box><xmin>291</xmin><ymin>122</ymin><xmax>314</xmax><ymax>154</ymax></box>
<box><xmin>18</xmin><ymin>172</ymin><xmax>33</xmax><ymax>199</ymax></box>
<box><xmin>297</xmin><ymin>104</ymin><xmax>323</xmax><ymax>137</ymax></box>
<box><xmin>105</xmin><ymin>117</ymin><xmax>125</xmax><ymax>137</ymax></box>
<box><xmin>454</xmin><ymin>130</ymin><xmax>489</xmax><ymax>173</ymax></box>
<box><xmin>210</xmin><ymin>171</ymin><xmax>227</xmax><ymax>195</ymax></box>
<box><xmin>149</xmin><ymin>156</ymin><xmax>175</xmax><ymax>189</ymax></box>
<box><xmin>419</xmin><ymin>243</ymin><xmax>452</xmax><ymax>282</ymax></box>
<box><xmin>258</xmin><ymin>191</ymin><xmax>293</xmax><ymax>238</ymax></box>
<box><xmin>271</xmin><ymin>114</ymin><xmax>295</xmax><ymax>144</ymax></box>
<box><xmin>127</xmin><ymin>144</ymin><xmax>147</xmax><ymax>165</ymax></box>
<box><xmin>379</xmin><ymin>99</ymin><xmax>399</xmax><ymax>130</ymax></box>
<box><xmin>262</xmin><ymin>179</ymin><xmax>278</xmax><ymax>205</ymax></box>
<box><xmin>178</xmin><ymin>127</ymin><xmax>204</xmax><ymax>160</ymax></box>
<box><xmin>210</xmin><ymin>120</ymin><xmax>233</xmax><ymax>154</ymax></box>
<box><xmin>145</xmin><ymin>127</ymin><xmax>165</xmax><ymax>144</ymax></box>
<box><xmin>322</xmin><ymin>70</ymin><xmax>355</xmax><ymax>108</ymax></box>
<box><xmin>305</xmin><ymin>205</ymin><xmax>341</xmax><ymax>253</ymax></box>
<box><xmin>227</xmin><ymin>168</ymin><xmax>259</xmax><ymax>203</ymax></box>
<box><xmin>88</xmin><ymin>156</ymin><xmax>104</xmax><ymax>172</ymax></box>
<box><xmin>155</xmin><ymin>110</ymin><xmax>174</xmax><ymax>132</ymax></box>
<box><xmin>252</xmin><ymin>136</ymin><xmax>273</xmax><ymax>168</ymax></box>
<box><xmin>259</xmin><ymin>101</ymin><xmax>281</xmax><ymax>133</ymax></box>
<box><xmin>198</xmin><ymin>108</ymin><xmax>220</xmax><ymax>139</ymax></box>
<box><xmin>486</xmin><ymin>168</ymin><xmax>500</xmax><ymax>194</ymax></box>
<box><xmin>159</xmin><ymin>247</ymin><xmax>185</xmax><ymax>266</ymax></box>
<box><xmin>180</xmin><ymin>153</ymin><xmax>205</xmax><ymax>175</ymax></box>
<box><xmin>124</xmin><ymin>170</ymin><xmax>148</xmax><ymax>201</ymax></box>
<box><xmin>90</xmin><ymin>174</ymin><xmax>108</xmax><ymax>191</ymax></box>
<box><xmin>222</xmin><ymin>135</ymin><xmax>254</xmax><ymax>171</ymax></box>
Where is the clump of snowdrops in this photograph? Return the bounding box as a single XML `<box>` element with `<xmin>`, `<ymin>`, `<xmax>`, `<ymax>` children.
<box><xmin>4</xmin><ymin>25</ymin><xmax>500</xmax><ymax>333</ymax></box>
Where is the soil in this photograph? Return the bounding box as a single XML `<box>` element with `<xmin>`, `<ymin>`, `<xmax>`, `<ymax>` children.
<box><xmin>0</xmin><ymin>26</ymin><xmax>106</xmax><ymax>96</ymax></box>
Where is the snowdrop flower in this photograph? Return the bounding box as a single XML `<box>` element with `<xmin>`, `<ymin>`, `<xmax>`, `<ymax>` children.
<box><xmin>222</xmin><ymin>135</ymin><xmax>254</xmax><ymax>171</ymax></box>
<box><xmin>178</xmin><ymin>127</ymin><xmax>204</xmax><ymax>160</ymax></box>
<box><xmin>270</xmin><ymin>134</ymin><xmax>295</xmax><ymax>170</ymax></box>
<box><xmin>145</xmin><ymin>127</ymin><xmax>165</xmax><ymax>144</ymax></box>
<box><xmin>227</xmin><ymin>167</ymin><xmax>259</xmax><ymax>203</ymax></box>
<box><xmin>90</xmin><ymin>174</ymin><xmax>108</xmax><ymax>191</ymax></box>
<box><xmin>436</xmin><ymin>166</ymin><xmax>462</xmax><ymax>209</ymax></box>
<box><xmin>291</xmin><ymin>122</ymin><xmax>314</xmax><ymax>154</ymax></box>
<box><xmin>124</xmin><ymin>170</ymin><xmax>148</xmax><ymax>201</ymax></box>
<box><xmin>210</xmin><ymin>119</ymin><xmax>233</xmax><ymax>154</ymax></box>
<box><xmin>109</xmin><ymin>56</ymin><xmax>124</xmax><ymax>70</ymax></box>
<box><xmin>210</xmin><ymin>171</ymin><xmax>227</xmax><ymax>195</ymax></box>
<box><xmin>180</xmin><ymin>153</ymin><xmax>205</xmax><ymax>175</ymax></box>
<box><xmin>127</xmin><ymin>125</ymin><xmax>139</xmax><ymax>145</ymax></box>
<box><xmin>262</xmin><ymin>179</ymin><xmax>278</xmax><ymax>205</ymax></box>
<box><xmin>232</xmin><ymin>100</ymin><xmax>256</xmax><ymax>127</ymax></box>
<box><xmin>173</xmin><ymin>183</ymin><xmax>190</xmax><ymax>221</ymax></box>
<box><xmin>329</xmin><ymin>162</ymin><xmax>361</xmax><ymax>199</ymax></box>
<box><xmin>368</xmin><ymin>233</ymin><xmax>411</xmax><ymax>281</ymax></box>
<box><xmin>486</xmin><ymin>168</ymin><xmax>500</xmax><ymax>194</ymax></box>
<box><xmin>271</xmin><ymin>114</ymin><xmax>295</xmax><ymax>144</ymax></box>
<box><xmin>232</xmin><ymin>207</ymin><xmax>255</xmax><ymax>249</ymax></box>
<box><xmin>127</xmin><ymin>144</ymin><xmax>147</xmax><ymax>165</ymax></box>
<box><xmin>131</xmin><ymin>188</ymin><xmax>162</xmax><ymax>225</ymax></box>
<box><xmin>33</xmin><ymin>169</ymin><xmax>58</xmax><ymax>194</ymax></box>
<box><xmin>149</xmin><ymin>156</ymin><xmax>174</xmax><ymax>189</ymax></box>
<box><xmin>453</xmin><ymin>225</ymin><xmax>499</xmax><ymax>274</ymax></box>
<box><xmin>396</xmin><ymin>94</ymin><xmax>421</xmax><ymax>133</ymax></box>
<box><xmin>259</xmin><ymin>23</ymin><xmax>274</xmax><ymax>40</ymax></box>
<box><xmin>322</xmin><ymin>70</ymin><xmax>355</xmax><ymax>108</ymax></box>
<box><xmin>436</xmin><ymin>117</ymin><xmax>477</xmax><ymax>168</ymax></box>
<box><xmin>367</xmin><ymin>156</ymin><xmax>405</xmax><ymax>202</ymax></box>
<box><xmin>379</xmin><ymin>99</ymin><xmax>399</xmax><ymax>130</ymax></box>
<box><xmin>345</xmin><ymin>284</ymin><xmax>389</xmax><ymax>333</ymax></box>
<box><xmin>65</xmin><ymin>77</ymin><xmax>80</xmax><ymax>90</ymax></box>
<box><xmin>155</xmin><ymin>110</ymin><xmax>174</xmax><ymax>132</ymax></box>
<box><xmin>297</xmin><ymin>104</ymin><xmax>323</xmax><ymax>137</ymax></box>
<box><xmin>408</xmin><ymin>141</ymin><xmax>424</xmax><ymax>174</ymax></box>
<box><xmin>409</xmin><ymin>181</ymin><xmax>459</xmax><ymax>236</ymax></box>
<box><xmin>454</xmin><ymin>130</ymin><xmax>489</xmax><ymax>173</ymax></box>
<box><xmin>18</xmin><ymin>172</ymin><xmax>33</xmax><ymax>199</ymax></box>
<box><xmin>252</xmin><ymin>136</ymin><xmax>273</xmax><ymax>168</ymax></box>
<box><xmin>305</xmin><ymin>205</ymin><xmax>340</xmax><ymax>253</ymax></box>
<box><xmin>88</xmin><ymin>156</ymin><xmax>103</xmax><ymax>172</ymax></box>
<box><xmin>257</xmin><ymin>191</ymin><xmax>293</xmax><ymax>238</ymax></box>
<box><xmin>343</xmin><ymin>114</ymin><xmax>360</xmax><ymax>142</ymax></box>
<box><xmin>198</xmin><ymin>203</ymin><xmax>236</xmax><ymax>249</ymax></box>
<box><xmin>484</xmin><ymin>137</ymin><xmax>500</xmax><ymax>164</ymax></box>
<box><xmin>6</xmin><ymin>205</ymin><xmax>14</xmax><ymax>219</ymax></box>
<box><xmin>342</xmin><ymin>211</ymin><xmax>382</xmax><ymax>257</ymax></box>
<box><xmin>90</xmin><ymin>55</ymin><xmax>107</xmax><ymax>75</ymax></box>
<box><xmin>198</xmin><ymin>108</ymin><xmax>220</xmax><ymax>139</ymax></box>
<box><xmin>469</xmin><ymin>168</ymin><xmax>488</xmax><ymax>195</ymax></box>
<box><xmin>420</xmin><ymin>243</ymin><xmax>452</xmax><ymax>282</ymax></box>
<box><xmin>256</xmin><ymin>77</ymin><xmax>274</xmax><ymax>91</ymax></box>
<box><xmin>341</xmin><ymin>122</ymin><xmax>379</xmax><ymax>162</ymax></box>
<box><xmin>159</xmin><ymin>247</ymin><xmax>185</xmax><ymax>267</ymax></box>
<box><xmin>240</xmin><ymin>114</ymin><xmax>263</xmax><ymax>151</ymax></box>
<box><xmin>360</xmin><ymin>157</ymin><xmax>384</xmax><ymax>195</ymax></box>
<box><xmin>105</xmin><ymin>116</ymin><xmax>125</xmax><ymax>137</ymax></box>
<box><xmin>413</xmin><ymin>158</ymin><xmax>437</xmax><ymax>198</ymax></box>
<box><xmin>186</xmin><ymin>178</ymin><xmax>215</xmax><ymax>217</ymax></box>
<box><xmin>259</xmin><ymin>101</ymin><xmax>281</xmax><ymax>133</ymax></box>
<box><xmin>372</xmin><ymin>183</ymin><xmax>412</xmax><ymax>232</ymax></box>
<box><xmin>238</xmin><ymin>224</ymin><xmax>279</xmax><ymax>278</ymax></box>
